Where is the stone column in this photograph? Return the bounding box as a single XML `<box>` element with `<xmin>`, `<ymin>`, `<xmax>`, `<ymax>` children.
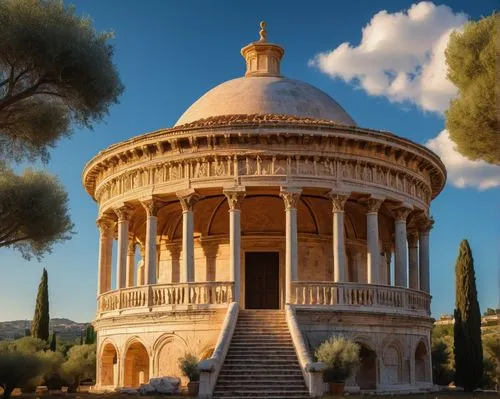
<box><xmin>114</xmin><ymin>206</ymin><xmax>132</xmax><ymax>289</ymax></box>
<box><xmin>280</xmin><ymin>188</ymin><xmax>301</xmax><ymax>303</ymax></box>
<box><xmin>331</xmin><ymin>192</ymin><xmax>350</xmax><ymax>282</ymax></box>
<box><xmin>141</xmin><ymin>199</ymin><xmax>159</xmax><ymax>285</ymax></box>
<box><xmin>366</xmin><ymin>198</ymin><xmax>383</xmax><ymax>284</ymax></box>
<box><xmin>382</xmin><ymin>244</ymin><xmax>392</xmax><ymax>286</ymax></box>
<box><xmin>408</xmin><ymin>232</ymin><xmax>419</xmax><ymax>290</ymax></box>
<box><xmin>177</xmin><ymin>190</ymin><xmax>199</xmax><ymax>282</ymax></box>
<box><xmin>224</xmin><ymin>189</ymin><xmax>245</xmax><ymax>303</ymax></box>
<box><xmin>418</xmin><ymin>217</ymin><xmax>434</xmax><ymax>293</ymax></box>
<box><xmin>394</xmin><ymin>207</ymin><xmax>412</xmax><ymax>287</ymax></box>
<box><xmin>126</xmin><ymin>239</ymin><xmax>135</xmax><ymax>287</ymax></box>
<box><xmin>137</xmin><ymin>245</ymin><xmax>145</xmax><ymax>285</ymax></box>
<box><xmin>96</xmin><ymin>217</ymin><xmax>114</xmax><ymax>295</ymax></box>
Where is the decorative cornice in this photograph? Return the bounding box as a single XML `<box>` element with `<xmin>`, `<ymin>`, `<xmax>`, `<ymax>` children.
<box><xmin>82</xmin><ymin>114</ymin><xmax>447</xmax><ymax>204</ymax></box>
<box><xmin>330</xmin><ymin>192</ymin><xmax>350</xmax><ymax>212</ymax></box>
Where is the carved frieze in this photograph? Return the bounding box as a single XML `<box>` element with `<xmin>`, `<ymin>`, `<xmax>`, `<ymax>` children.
<box><xmin>94</xmin><ymin>152</ymin><xmax>432</xmax><ymax>209</ymax></box>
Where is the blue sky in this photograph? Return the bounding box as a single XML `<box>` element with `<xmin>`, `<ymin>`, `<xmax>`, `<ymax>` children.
<box><xmin>0</xmin><ymin>0</ymin><xmax>498</xmax><ymax>322</ymax></box>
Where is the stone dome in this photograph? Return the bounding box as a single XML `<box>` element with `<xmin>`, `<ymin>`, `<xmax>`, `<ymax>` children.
<box><xmin>175</xmin><ymin>76</ymin><xmax>357</xmax><ymax>127</ymax></box>
<box><xmin>175</xmin><ymin>22</ymin><xmax>356</xmax><ymax>127</ymax></box>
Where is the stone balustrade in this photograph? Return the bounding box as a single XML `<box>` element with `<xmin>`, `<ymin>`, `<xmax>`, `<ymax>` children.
<box><xmin>97</xmin><ymin>281</ymin><xmax>234</xmax><ymax>315</ymax></box>
<box><xmin>291</xmin><ymin>281</ymin><xmax>430</xmax><ymax>315</ymax></box>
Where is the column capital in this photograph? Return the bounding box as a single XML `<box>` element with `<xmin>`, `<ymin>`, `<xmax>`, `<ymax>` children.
<box><xmin>418</xmin><ymin>216</ymin><xmax>434</xmax><ymax>234</ymax></box>
<box><xmin>394</xmin><ymin>206</ymin><xmax>412</xmax><ymax>222</ymax></box>
<box><xmin>330</xmin><ymin>192</ymin><xmax>350</xmax><ymax>212</ymax></box>
<box><xmin>224</xmin><ymin>189</ymin><xmax>246</xmax><ymax>210</ymax></box>
<box><xmin>127</xmin><ymin>240</ymin><xmax>136</xmax><ymax>255</ymax></box>
<box><xmin>407</xmin><ymin>231</ymin><xmax>419</xmax><ymax>247</ymax></box>
<box><xmin>280</xmin><ymin>188</ymin><xmax>302</xmax><ymax>211</ymax></box>
<box><xmin>96</xmin><ymin>217</ymin><xmax>114</xmax><ymax>234</ymax></box>
<box><xmin>141</xmin><ymin>197</ymin><xmax>160</xmax><ymax>217</ymax></box>
<box><xmin>366</xmin><ymin>197</ymin><xmax>384</xmax><ymax>214</ymax></box>
<box><xmin>176</xmin><ymin>189</ymin><xmax>200</xmax><ymax>212</ymax></box>
<box><xmin>114</xmin><ymin>205</ymin><xmax>133</xmax><ymax>222</ymax></box>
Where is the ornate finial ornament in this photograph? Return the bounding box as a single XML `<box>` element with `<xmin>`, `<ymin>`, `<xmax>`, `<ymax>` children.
<box><xmin>259</xmin><ymin>21</ymin><xmax>267</xmax><ymax>41</ymax></box>
<box><xmin>241</xmin><ymin>21</ymin><xmax>284</xmax><ymax>77</ymax></box>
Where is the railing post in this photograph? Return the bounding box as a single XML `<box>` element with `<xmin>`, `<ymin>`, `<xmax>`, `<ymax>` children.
<box><xmin>147</xmin><ymin>285</ymin><xmax>153</xmax><ymax>308</ymax></box>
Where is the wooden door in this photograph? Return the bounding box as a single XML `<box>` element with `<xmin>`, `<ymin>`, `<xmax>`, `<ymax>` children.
<box><xmin>245</xmin><ymin>252</ymin><xmax>279</xmax><ymax>309</ymax></box>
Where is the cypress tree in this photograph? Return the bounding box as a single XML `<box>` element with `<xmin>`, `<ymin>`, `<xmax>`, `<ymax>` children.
<box><xmin>453</xmin><ymin>239</ymin><xmax>483</xmax><ymax>391</ymax></box>
<box><xmin>32</xmin><ymin>268</ymin><xmax>50</xmax><ymax>341</ymax></box>
<box><xmin>50</xmin><ymin>331</ymin><xmax>57</xmax><ymax>352</ymax></box>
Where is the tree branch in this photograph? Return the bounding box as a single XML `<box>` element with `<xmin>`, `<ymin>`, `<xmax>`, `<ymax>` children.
<box><xmin>0</xmin><ymin>235</ymin><xmax>31</xmax><ymax>247</ymax></box>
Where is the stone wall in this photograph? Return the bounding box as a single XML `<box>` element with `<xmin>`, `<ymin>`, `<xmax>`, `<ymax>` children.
<box><xmin>295</xmin><ymin>309</ymin><xmax>433</xmax><ymax>390</ymax></box>
<box><xmin>95</xmin><ymin>309</ymin><xmax>226</xmax><ymax>390</ymax></box>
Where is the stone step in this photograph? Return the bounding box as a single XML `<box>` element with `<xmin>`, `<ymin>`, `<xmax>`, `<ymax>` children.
<box><xmin>225</xmin><ymin>355</ymin><xmax>299</xmax><ymax>361</ymax></box>
<box><xmin>218</xmin><ymin>372</ymin><xmax>303</xmax><ymax>379</ymax></box>
<box><xmin>213</xmin><ymin>392</ymin><xmax>310</xmax><ymax>399</ymax></box>
<box><xmin>213</xmin><ymin>389</ymin><xmax>309</xmax><ymax>396</ymax></box>
<box><xmin>217</xmin><ymin>376</ymin><xmax>304</xmax><ymax>383</ymax></box>
<box><xmin>227</xmin><ymin>349</ymin><xmax>296</xmax><ymax>355</ymax></box>
<box><xmin>213</xmin><ymin>310</ymin><xmax>307</xmax><ymax>397</ymax></box>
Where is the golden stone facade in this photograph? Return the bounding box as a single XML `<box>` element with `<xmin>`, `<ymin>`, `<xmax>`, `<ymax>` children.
<box><xmin>83</xmin><ymin>24</ymin><xmax>445</xmax><ymax>395</ymax></box>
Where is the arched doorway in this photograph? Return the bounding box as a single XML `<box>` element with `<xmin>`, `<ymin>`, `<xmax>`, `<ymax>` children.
<box><xmin>155</xmin><ymin>338</ymin><xmax>186</xmax><ymax>384</ymax></box>
<box><xmin>415</xmin><ymin>341</ymin><xmax>428</xmax><ymax>382</ymax></box>
<box><xmin>100</xmin><ymin>343</ymin><xmax>118</xmax><ymax>387</ymax></box>
<box><xmin>383</xmin><ymin>344</ymin><xmax>401</xmax><ymax>385</ymax></box>
<box><xmin>123</xmin><ymin>341</ymin><xmax>149</xmax><ymax>387</ymax></box>
<box><xmin>356</xmin><ymin>344</ymin><xmax>377</xmax><ymax>389</ymax></box>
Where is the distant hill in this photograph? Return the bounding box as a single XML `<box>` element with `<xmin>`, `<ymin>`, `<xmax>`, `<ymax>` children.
<box><xmin>0</xmin><ymin>318</ymin><xmax>89</xmax><ymax>341</ymax></box>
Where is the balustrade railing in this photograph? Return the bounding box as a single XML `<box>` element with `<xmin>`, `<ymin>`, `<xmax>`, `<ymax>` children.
<box><xmin>97</xmin><ymin>281</ymin><xmax>234</xmax><ymax>314</ymax></box>
<box><xmin>291</xmin><ymin>281</ymin><xmax>430</xmax><ymax>315</ymax></box>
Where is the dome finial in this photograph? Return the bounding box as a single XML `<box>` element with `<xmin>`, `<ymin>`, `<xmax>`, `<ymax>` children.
<box><xmin>241</xmin><ymin>21</ymin><xmax>284</xmax><ymax>77</ymax></box>
<box><xmin>259</xmin><ymin>21</ymin><xmax>267</xmax><ymax>42</ymax></box>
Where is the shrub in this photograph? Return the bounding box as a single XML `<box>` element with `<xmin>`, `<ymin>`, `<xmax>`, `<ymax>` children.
<box><xmin>315</xmin><ymin>336</ymin><xmax>360</xmax><ymax>383</ymax></box>
<box><xmin>178</xmin><ymin>353</ymin><xmax>200</xmax><ymax>382</ymax></box>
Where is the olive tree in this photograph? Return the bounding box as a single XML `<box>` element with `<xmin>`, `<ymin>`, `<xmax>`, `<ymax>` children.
<box><xmin>0</xmin><ymin>351</ymin><xmax>46</xmax><ymax>399</ymax></box>
<box><xmin>0</xmin><ymin>0</ymin><xmax>123</xmax><ymax>259</ymax></box>
<box><xmin>445</xmin><ymin>13</ymin><xmax>499</xmax><ymax>165</ymax></box>
<box><xmin>0</xmin><ymin>165</ymin><xmax>72</xmax><ymax>259</ymax></box>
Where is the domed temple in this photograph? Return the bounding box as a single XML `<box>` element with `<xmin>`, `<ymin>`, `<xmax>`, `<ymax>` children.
<box><xmin>83</xmin><ymin>23</ymin><xmax>446</xmax><ymax>397</ymax></box>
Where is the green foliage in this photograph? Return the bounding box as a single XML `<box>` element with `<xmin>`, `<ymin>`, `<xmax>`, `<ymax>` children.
<box><xmin>178</xmin><ymin>353</ymin><xmax>200</xmax><ymax>382</ymax></box>
<box><xmin>315</xmin><ymin>336</ymin><xmax>360</xmax><ymax>382</ymax></box>
<box><xmin>0</xmin><ymin>163</ymin><xmax>73</xmax><ymax>259</ymax></box>
<box><xmin>445</xmin><ymin>13</ymin><xmax>499</xmax><ymax>165</ymax></box>
<box><xmin>50</xmin><ymin>332</ymin><xmax>57</xmax><ymax>352</ymax></box>
<box><xmin>0</xmin><ymin>351</ymin><xmax>46</xmax><ymax>399</ymax></box>
<box><xmin>60</xmin><ymin>344</ymin><xmax>96</xmax><ymax>389</ymax></box>
<box><xmin>0</xmin><ymin>0</ymin><xmax>124</xmax><ymax>163</ymax></box>
<box><xmin>453</xmin><ymin>239</ymin><xmax>483</xmax><ymax>391</ymax></box>
<box><xmin>32</xmin><ymin>269</ymin><xmax>50</xmax><ymax>341</ymax></box>
<box><xmin>482</xmin><ymin>332</ymin><xmax>500</xmax><ymax>389</ymax></box>
<box><xmin>84</xmin><ymin>325</ymin><xmax>96</xmax><ymax>345</ymax></box>
<box><xmin>431</xmin><ymin>339</ymin><xmax>454</xmax><ymax>386</ymax></box>
<box><xmin>432</xmin><ymin>324</ymin><xmax>453</xmax><ymax>341</ymax></box>
<box><xmin>7</xmin><ymin>336</ymin><xmax>48</xmax><ymax>353</ymax></box>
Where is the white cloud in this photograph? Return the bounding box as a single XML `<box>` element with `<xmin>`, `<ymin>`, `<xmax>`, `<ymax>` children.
<box><xmin>310</xmin><ymin>2</ymin><xmax>500</xmax><ymax>190</ymax></box>
<box><xmin>426</xmin><ymin>130</ymin><xmax>500</xmax><ymax>190</ymax></box>
<box><xmin>309</xmin><ymin>1</ymin><xmax>466</xmax><ymax>113</ymax></box>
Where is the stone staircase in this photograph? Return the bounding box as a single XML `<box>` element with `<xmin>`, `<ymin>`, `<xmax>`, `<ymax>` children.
<box><xmin>212</xmin><ymin>309</ymin><xmax>310</xmax><ymax>398</ymax></box>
